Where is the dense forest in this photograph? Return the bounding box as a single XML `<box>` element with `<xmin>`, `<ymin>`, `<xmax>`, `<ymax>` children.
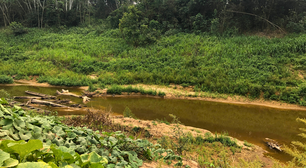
<box><xmin>1</xmin><ymin>0</ymin><xmax>306</xmax><ymax>34</ymax></box>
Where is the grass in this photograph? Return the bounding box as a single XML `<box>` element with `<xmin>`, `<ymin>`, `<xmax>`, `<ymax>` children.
<box><xmin>244</xmin><ymin>140</ymin><xmax>253</xmax><ymax>147</ymax></box>
<box><xmin>1</xmin><ymin>27</ymin><xmax>306</xmax><ymax>105</ymax></box>
<box><xmin>106</xmin><ymin>84</ymin><xmax>165</xmax><ymax>96</ymax></box>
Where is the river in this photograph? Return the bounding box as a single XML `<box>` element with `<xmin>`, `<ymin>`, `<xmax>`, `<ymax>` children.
<box><xmin>1</xmin><ymin>84</ymin><xmax>305</xmax><ymax>162</ymax></box>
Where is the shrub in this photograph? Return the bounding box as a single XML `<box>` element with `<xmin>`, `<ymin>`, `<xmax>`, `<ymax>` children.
<box><xmin>0</xmin><ymin>75</ymin><xmax>13</xmax><ymax>84</ymax></box>
<box><xmin>9</xmin><ymin>22</ymin><xmax>27</xmax><ymax>36</ymax></box>
<box><xmin>123</xmin><ymin>107</ymin><xmax>136</xmax><ymax>118</ymax></box>
<box><xmin>107</xmin><ymin>85</ymin><xmax>123</xmax><ymax>94</ymax></box>
<box><xmin>119</xmin><ymin>6</ymin><xmax>160</xmax><ymax>46</ymax></box>
<box><xmin>0</xmin><ymin>89</ymin><xmax>10</xmax><ymax>99</ymax></box>
<box><xmin>158</xmin><ymin>91</ymin><xmax>166</xmax><ymax>97</ymax></box>
<box><xmin>88</xmin><ymin>82</ymin><xmax>97</xmax><ymax>92</ymax></box>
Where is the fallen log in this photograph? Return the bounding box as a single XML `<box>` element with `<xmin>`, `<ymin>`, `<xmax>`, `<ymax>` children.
<box><xmin>25</xmin><ymin>99</ymin><xmax>32</xmax><ymax>106</ymax></box>
<box><xmin>50</xmin><ymin>99</ymin><xmax>72</xmax><ymax>104</ymax></box>
<box><xmin>31</xmin><ymin>99</ymin><xmax>69</xmax><ymax>108</ymax></box>
<box><xmin>82</xmin><ymin>96</ymin><xmax>91</xmax><ymax>104</ymax></box>
<box><xmin>56</xmin><ymin>90</ymin><xmax>82</xmax><ymax>98</ymax></box>
<box><xmin>264</xmin><ymin>138</ymin><xmax>282</xmax><ymax>151</ymax></box>
<box><xmin>14</xmin><ymin>96</ymin><xmax>42</xmax><ymax>99</ymax></box>
<box><xmin>57</xmin><ymin>90</ymin><xmax>91</xmax><ymax>103</ymax></box>
<box><xmin>70</xmin><ymin>104</ymin><xmax>82</xmax><ymax>108</ymax></box>
<box><xmin>25</xmin><ymin>90</ymin><xmax>56</xmax><ymax>99</ymax></box>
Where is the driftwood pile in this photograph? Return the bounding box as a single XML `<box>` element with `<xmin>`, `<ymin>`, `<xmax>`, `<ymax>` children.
<box><xmin>13</xmin><ymin>89</ymin><xmax>91</xmax><ymax>113</ymax></box>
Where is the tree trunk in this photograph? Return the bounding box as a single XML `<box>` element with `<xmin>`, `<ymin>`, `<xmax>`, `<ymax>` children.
<box><xmin>31</xmin><ymin>99</ymin><xmax>69</xmax><ymax>108</ymax></box>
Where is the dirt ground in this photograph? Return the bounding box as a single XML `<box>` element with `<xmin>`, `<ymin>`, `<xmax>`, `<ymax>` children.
<box><xmin>111</xmin><ymin>115</ymin><xmax>277</xmax><ymax>168</ymax></box>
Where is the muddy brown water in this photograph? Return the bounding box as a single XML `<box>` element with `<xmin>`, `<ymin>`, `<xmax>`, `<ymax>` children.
<box><xmin>1</xmin><ymin>85</ymin><xmax>306</xmax><ymax>162</ymax></box>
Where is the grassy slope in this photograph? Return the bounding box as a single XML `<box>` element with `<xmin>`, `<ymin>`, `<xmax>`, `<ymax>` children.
<box><xmin>1</xmin><ymin>27</ymin><xmax>306</xmax><ymax>105</ymax></box>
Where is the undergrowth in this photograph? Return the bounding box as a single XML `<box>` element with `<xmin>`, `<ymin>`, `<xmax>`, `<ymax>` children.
<box><xmin>0</xmin><ymin>100</ymin><xmax>184</xmax><ymax>167</ymax></box>
<box><xmin>1</xmin><ymin>27</ymin><xmax>306</xmax><ymax>105</ymax></box>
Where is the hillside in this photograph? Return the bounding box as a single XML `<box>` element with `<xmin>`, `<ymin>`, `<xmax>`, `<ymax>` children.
<box><xmin>1</xmin><ymin>27</ymin><xmax>306</xmax><ymax>106</ymax></box>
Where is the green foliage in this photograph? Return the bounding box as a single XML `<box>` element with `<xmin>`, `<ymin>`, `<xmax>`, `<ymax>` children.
<box><xmin>123</xmin><ymin>107</ymin><xmax>136</xmax><ymax>119</ymax></box>
<box><xmin>88</xmin><ymin>83</ymin><xmax>97</xmax><ymax>92</ymax></box>
<box><xmin>191</xmin><ymin>13</ymin><xmax>208</xmax><ymax>33</ymax></box>
<box><xmin>0</xmin><ymin>101</ymin><xmax>182</xmax><ymax>167</ymax></box>
<box><xmin>243</xmin><ymin>140</ymin><xmax>253</xmax><ymax>147</ymax></box>
<box><xmin>2</xmin><ymin>27</ymin><xmax>306</xmax><ymax>105</ymax></box>
<box><xmin>168</xmin><ymin>114</ymin><xmax>190</xmax><ymax>155</ymax></box>
<box><xmin>9</xmin><ymin>22</ymin><xmax>27</xmax><ymax>36</ymax></box>
<box><xmin>0</xmin><ymin>90</ymin><xmax>11</xmax><ymax>99</ymax></box>
<box><xmin>283</xmin><ymin>118</ymin><xmax>306</xmax><ymax>167</ymax></box>
<box><xmin>0</xmin><ymin>76</ymin><xmax>13</xmax><ymax>84</ymax></box>
<box><xmin>107</xmin><ymin>85</ymin><xmax>164</xmax><ymax>97</ymax></box>
<box><xmin>119</xmin><ymin>6</ymin><xmax>160</xmax><ymax>46</ymax></box>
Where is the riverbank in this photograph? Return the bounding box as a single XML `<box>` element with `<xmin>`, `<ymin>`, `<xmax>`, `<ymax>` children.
<box><xmin>5</xmin><ymin>79</ymin><xmax>306</xmax><ymax>111</ymax></box>
<box><xmin>63</xmin><ymin>110</ymin><xmax>285</xmax><ymax>168</ymax></box>
<box><xmin>0</xmin><ymin>81</ymin><xmax>297</xmax><ymax>167</ymax></box>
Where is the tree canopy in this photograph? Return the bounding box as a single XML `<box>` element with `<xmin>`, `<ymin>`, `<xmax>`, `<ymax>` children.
<box><xmin>1</xmin><ymin>0</ymin><xmax>306</xmax><ymax>34</ymax></box>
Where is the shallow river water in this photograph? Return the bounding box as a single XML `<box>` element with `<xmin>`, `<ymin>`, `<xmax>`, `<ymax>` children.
<box><xmin>1</xmin><ymin>84</ymin><xmax>306</xmax><ymax>162</ymax></box>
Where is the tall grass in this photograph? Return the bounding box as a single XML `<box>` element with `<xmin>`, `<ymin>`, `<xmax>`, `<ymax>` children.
<box><xmin>106</xmin><ymin>85</ymin><xmax>163</xmax><ymax>96</ymax></box>
<box><xmin>1</xmin><ymin>27</ymin><xmax>306</xmax><ymax>104</ymax></box>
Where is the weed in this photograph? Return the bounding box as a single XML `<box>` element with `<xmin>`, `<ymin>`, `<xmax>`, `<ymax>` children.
<box><xmin>123</xmin><ymin>106</ymin><xmax>136</xmax><ymax>118</ymax></box>
<box><xmin>155</xmin><ymin>118</ymin><xmax>170</xmax><ymax>125</ymax></box>
<box><xmin>169</xmin><ymin>114</ymin><xmax>190</xmax><ymax>155</ymax></box>
<box><xmin>244</xmin><ymin>140</ymin><xmax>253</xmax><ymax>147</ymax></box>
<box><xmin>0</xmin><ymin>89</ymin><xmax>10</xmax><ymax>99</ymax></box>
<box><xmin>88</xmin><ymin>82</ymin><xmax>97</xmax><ymax>92</ymax></box>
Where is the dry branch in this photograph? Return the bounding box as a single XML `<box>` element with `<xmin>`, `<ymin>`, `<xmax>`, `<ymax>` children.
<box><xmin>31</xmin><ymin>99</ymin><xmax>69</xmax><ymax>108</ymax></box>
<box><xmin>56</xmin><ymin>90</ymin><xmax>82</xmax><ymax>98</ymax></box>
<box><xmin>14</xmin><ymin>96</ymin><xmax>42</xmax><ymax>99</ymax></box>
<box><xmin>25</xmin><ymin>90</ymin><xmax>56</xmax><ymax>99</ymax></box>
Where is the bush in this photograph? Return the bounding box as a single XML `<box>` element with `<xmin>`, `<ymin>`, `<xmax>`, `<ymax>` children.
<box><xmin>107</xmin><ymin>85</ymin><xmax>123</xmax><ymax>95</ymax></box>
<box><xmin>0</xmin><ymin>75</ymin><xmax>13</xmax><ymax>84</ymax></box>
<box><xmin>0</xmin><ymin>89</ymin><xmax>10</xmax><ymax>99</ymax></box>
<box><xmin>9</xmin><ymin>22</ymin><xmax>27</xmax><ymax>36</ymax></box>
<box><xmin>158</xmin><ymin>91</ymin><xmax>166</xmax><ymax>97</ymax></box>
<box><xmin>88</xmin><ymin>82</ymin><xmax>97</xmax><ymax>92</ymax></box>
<box><xmin>123</xmin><ymin>107</ymin><xmax>136</xmax><ymax>118</ymax></box>
<box><xmin>119</xmin><ymin>6</ymin><xmax>160</xmax><ymax>46</ymax></box>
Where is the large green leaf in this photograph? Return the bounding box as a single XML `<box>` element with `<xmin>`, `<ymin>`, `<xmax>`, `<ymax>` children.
<box><xmin>47</xmin><ymin>162</ymin><xmax>59</xmax><ymax>168</ymax></box>
<box><xmin>0</xmin><ymin>140</ymin><xmax>22</xmax><ymax>153</ymax></box>
<box><xmin>0</xmin><ymin>98</ymin><xmax>9</xmax><ymax>105</ymax></box>
<box><xmin>53</xmin><ymin>126</ymin><xmax>66</xmax><ymax>137</ymax></box>
<box><xmin>13</xmin><ymin>119</ymin><xmax>26</xmax><ymax>130</ymax></box>
<box><xmin>0</xmin><ymin>119</ymin><xmax>13</xmax><ymax>127</ymax></box>
<box><xmin>19</xmin><ymin>130</ymin><xmax>32</xmax><ymax>140</ymax></box>
<box><xmin>2</xmin><ymin>158</ymin><xmax>19</xmax><ymax>167</ymax></box>
<box><xmin>50</xmin><ymin>144</ymin><xmax>75</xmax><ymax>164</ymax></box>
<box><xmin>0</xmin><ymin>150</ymin><xmax>10</xmax><ymax>166</ymax></box>
<box><xmin>17</xmin><ymin>162</ymin><xmax>52</xmax><ymax>168</ymax></box>
<box><xmin>8</xmin><ymin>139</ymin><xmax>43</xmax><ymax>161</ymax></box>
<box><xmin>80</xmin><ymin>152</ymin><xmax>107</xmax><ymax>167</ymax></box>
<box><xmin>0</xmin><ymin>130</ymin><xmax>10</xmax><ymax>137</ymax></box>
